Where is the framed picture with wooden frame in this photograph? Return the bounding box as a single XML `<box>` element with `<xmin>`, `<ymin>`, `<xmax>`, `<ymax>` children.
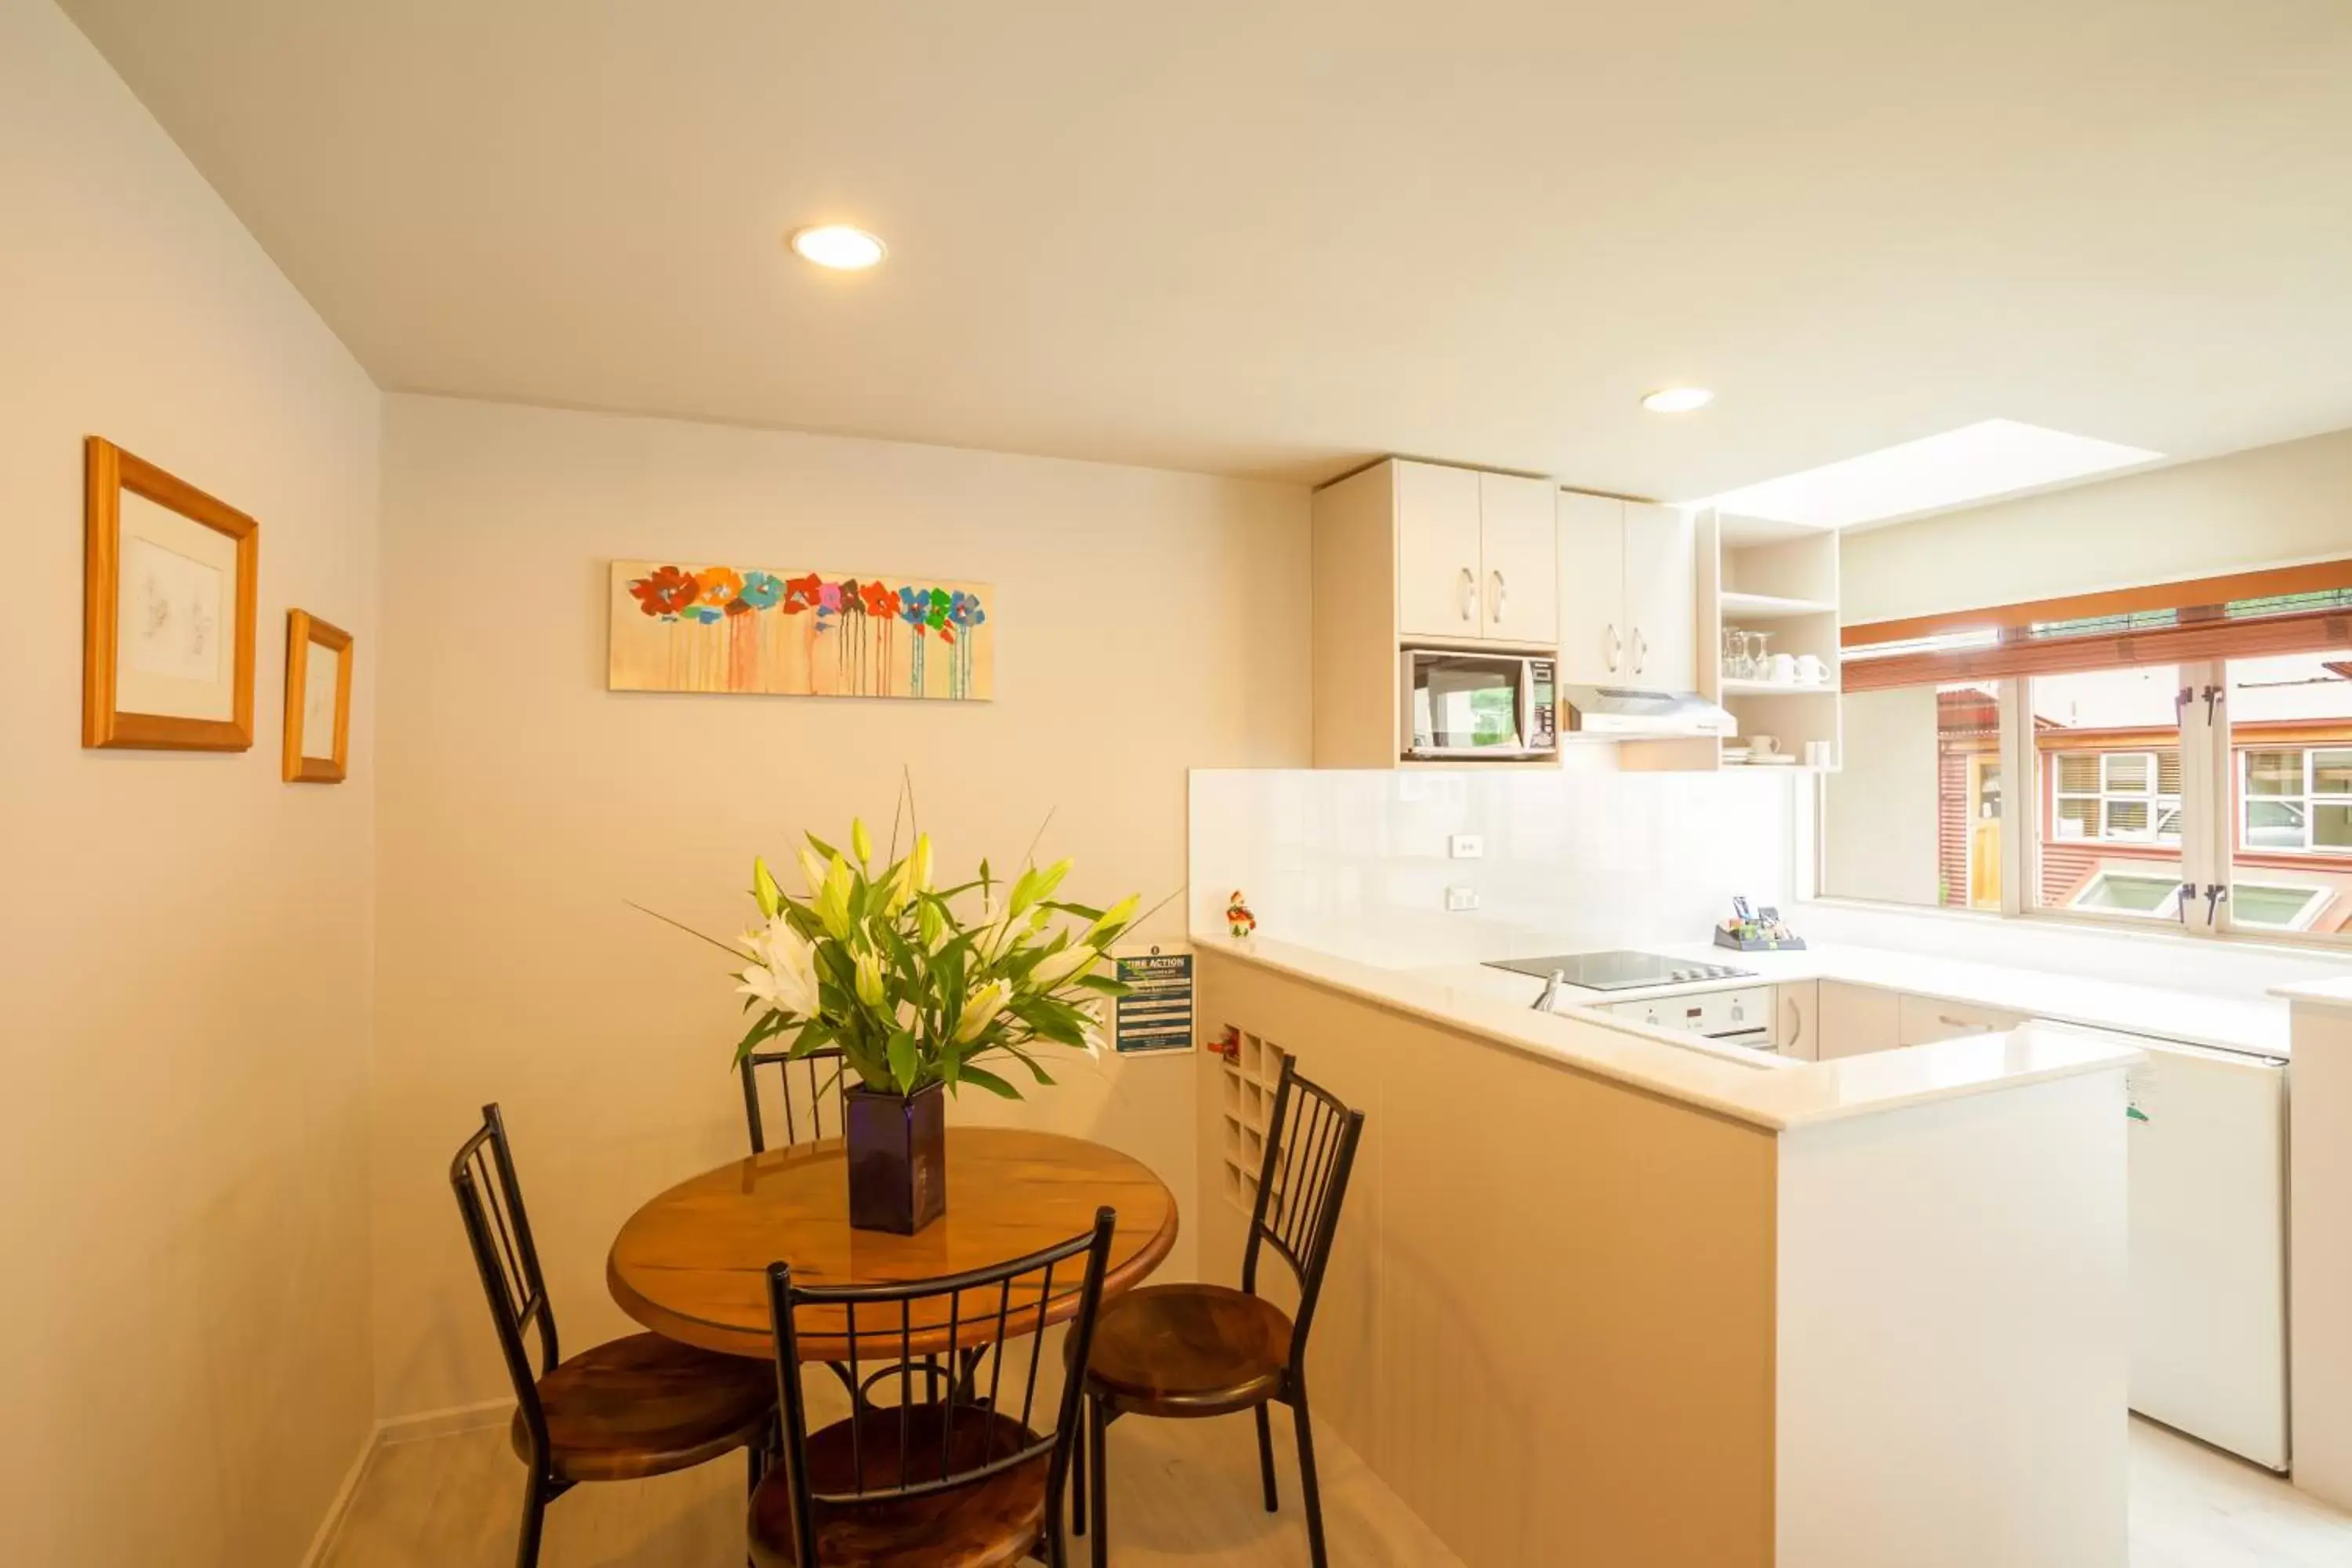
<box><xmin>82</xmin><ymin>437</ymin><xmax>259</xmax><ymax>750</ymax></box>
<box><xmin>283</xmin><ymin>611</ymin><xmax>354</xmax><ymax>782</ymax></box>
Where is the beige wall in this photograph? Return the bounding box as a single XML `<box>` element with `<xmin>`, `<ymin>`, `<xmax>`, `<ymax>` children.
<box><xmin>371</xmin><ymin>394</ymin><xmax>1312</xmax><ymax>1421</ymax></box>
<box><xmin>1842</xmin><ymin>425</ymin><xmax>2352</xmax><ymax>623</ymax></box>
<box><xmin>0</xmin><ymin>2</ymin><xmax>383</xmax><ymax>1563</ymax></box>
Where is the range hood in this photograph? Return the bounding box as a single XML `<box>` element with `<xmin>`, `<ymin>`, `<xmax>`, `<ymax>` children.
<box><xmin>1559</xmin><ymin>684</ymin><xmax>1736</xmax><ymax>739</ymax></box>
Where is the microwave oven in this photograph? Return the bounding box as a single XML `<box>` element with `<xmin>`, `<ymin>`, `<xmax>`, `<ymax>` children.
<box><xmin>1399</xmin><ymin>648</ymin><xmax>1558</xmax><ymax>760</ymax></box>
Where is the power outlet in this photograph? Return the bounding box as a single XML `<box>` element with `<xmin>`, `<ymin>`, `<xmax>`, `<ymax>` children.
<box><xmin>1448</xmin><ymin>833</ymin><xmax>1484</xmax><ymax>859</ymax></box>
<box><xmin>1444</xmin><ymin>885</ymin><xmax>1479</xmax><ymax>912</ymax></box>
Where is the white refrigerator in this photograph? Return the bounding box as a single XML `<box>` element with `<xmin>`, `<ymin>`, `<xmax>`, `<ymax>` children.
<box><xmin>2122</xmin><ymin>1031</ymin><xmax>2291</xmax><ymax>1470</ymax></box>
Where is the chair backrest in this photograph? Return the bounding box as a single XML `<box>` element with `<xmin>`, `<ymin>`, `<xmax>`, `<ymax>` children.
<box><xmin>764</xmin><ymin>1208</ymin><xmax>1118</xmax><ymax>1563</ymax></box>
<box><xmin>740</xmin><ymin>1046</ymin><xmax>848</xmax><ymax>1153</ymax></box>
<box><xmin>450</xmin><ymin>1102</ymin><xmax>560</xmax><ymax>1463</ymax></box>
<box><xmin>1240</xmin><ymin>1052</ymin><xmax>1367</xmax><ymax>1365</ymax></box>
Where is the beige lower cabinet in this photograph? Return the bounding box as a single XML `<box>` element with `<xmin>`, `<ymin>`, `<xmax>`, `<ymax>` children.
<box><xmin>1817</xmin><ymin>980</ymin><xmax>1900</xmax><ymax>1059</ymax></box>
<box><xmin>1775</xmin><ymin>981</ymin><xmax>1820</xmax><ymax>1060</ymax></box>
<box><xmin>1897</xmin><ymin>993</ymin><xmax>2029</xmax><ymax>1046</ymax></box>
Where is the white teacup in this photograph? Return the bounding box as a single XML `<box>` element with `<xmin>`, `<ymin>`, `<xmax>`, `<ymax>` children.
<box><xmin>1795</xmin><ymin>654</ymin><xmax>1828</xmax><ymax>685</ymax></box>
<box><xmin>1769</xmin><ymin>653</ymin><xmax>1796</xmax><ymax>684</ymax></box>
<box><xmin>1750</xmin><ymin>734</ymin><xmax>1780</xmax><ymax>758</ymax></box>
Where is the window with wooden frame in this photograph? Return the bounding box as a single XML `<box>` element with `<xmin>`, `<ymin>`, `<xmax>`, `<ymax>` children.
<box><xmin>1828</xmin><ymin>560</ymin><xmax>2352</xmax><ymax>943</ymax></box>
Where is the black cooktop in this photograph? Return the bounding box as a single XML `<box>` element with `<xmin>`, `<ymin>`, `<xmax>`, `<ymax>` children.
<box><xmin>1485</xmin><ymin>949</ymin><xmax>1754</xmax><ymax>993</ymax></box>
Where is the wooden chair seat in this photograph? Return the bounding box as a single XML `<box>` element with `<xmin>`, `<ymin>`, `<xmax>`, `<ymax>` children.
<box><xmin>1083</xmin><ymin>1283</ymin><xmax>1294</xmax><ymax>1417</ymax></box>
<box><xmin>748</xmin><ymin>1403</ymin><xmax>1049</xmax><ymax>1568</ymax></box>
<box><xmin>510</xmin><ymin>1332</ymin><xmax>776</xmax><ymax>1483</ymax></box>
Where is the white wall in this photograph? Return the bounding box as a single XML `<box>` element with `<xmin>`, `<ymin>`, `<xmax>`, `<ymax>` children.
<box><xmin>1842</xmin><ymin>426</ymin><xmax>2352</xmax><ymax>623</ymax></box>
<box><xmin>1823</xmin><ymin>686</ymin><xmax>1943</xmax><ymax>905</ymax></box>
<box><xmin>371</xmin><ymin>394</ymin><xmax>1312</xmax><ymax>1421</ymax></box>
<box><xmin>1190</xmin><ymin>767</ymin><xmax>1798</xmax><ymax>966</ymax></box>
<box><xmin>0</xmin><ymin>2</ymin><xmax>382</xmax><ymax>1563</ymax></box>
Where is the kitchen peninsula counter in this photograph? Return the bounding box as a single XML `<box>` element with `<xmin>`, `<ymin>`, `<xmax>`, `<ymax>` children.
<box><xmin>1189</xmin><ymin>930</ymin><xmax>2136</xmax><ymax>1568</ymax></box>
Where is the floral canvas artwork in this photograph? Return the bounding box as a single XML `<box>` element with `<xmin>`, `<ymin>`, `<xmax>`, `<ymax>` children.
<box><xmin>608</xmin><ymin>561</ymin><xmax>993</xmax><ymax>700</ymax></box>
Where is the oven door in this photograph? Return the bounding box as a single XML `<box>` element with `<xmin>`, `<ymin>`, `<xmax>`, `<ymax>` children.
<box><xmin>1402</xmin><ymin>650</ymin><xmax>1544</xmax><ymax>757</ymax></box>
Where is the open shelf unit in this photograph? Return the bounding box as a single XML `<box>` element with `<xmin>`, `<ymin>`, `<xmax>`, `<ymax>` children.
<box><xmin>1718</xmin><ymin>589</ymin><xmax>1838</xmax><ymax>620</ymax></box>
<box><xmin>1696</xmin><ymin>511</ymin><xmax>1844</xmax><ymax>772</ymax></box>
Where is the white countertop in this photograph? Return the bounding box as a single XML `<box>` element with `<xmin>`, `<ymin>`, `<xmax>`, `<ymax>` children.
<box><xmin>1470</xmin><ymin>939</ymin><xmax>2291</xmax><ymax>1058</ymax></box>
<box><xmin>2274</xmin><ymin>975</ymin><xmax>2352</xmax><ymax>1016</ymax></box>
<box><xmin>1195</xmin><ymin>931</ymin><xmax>2143</xmax><ymax>1134</ymax></box>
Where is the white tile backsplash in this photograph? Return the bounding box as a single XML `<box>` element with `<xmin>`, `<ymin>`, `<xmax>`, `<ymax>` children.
<box><xmin>1190</xmin><ymin>768</ymin><xmax>1798</xmax><ymax>966</ymax></box>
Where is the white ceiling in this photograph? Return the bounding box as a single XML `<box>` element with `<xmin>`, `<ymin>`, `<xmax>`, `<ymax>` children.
<box><xmin>58</xmin><ymin>0</ymin><xmax>2352</xmax><ymax>497</ymax></box>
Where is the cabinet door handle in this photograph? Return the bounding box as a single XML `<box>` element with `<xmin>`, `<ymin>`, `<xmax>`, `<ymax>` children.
<box><xmin>1490</xmin><ymin>569</ymin><xmax>1507</xmax><ymax>624</ymax></box>
<box><xmin>1459</xmin><ymin>567</ymin><xmax>1477</xmax><ymax>622</ymax></box>
<box><xmin>1936</xmin><ymin>1014</ymin><xmax>1982</xmax><ymax>1031</ymax></box>
<box><xmin>1784</xmin><ymin>996</ymin><xmax>1803</xmax><ymax>1051</ymax></box>
<box><xmin>1633</xmin><ymin>627</ymin><xmax>1649</xmax><ymax>675</ymax></box>
<box><xmin>1606</xmin><ymin>623</ymin><xmax>1621</xmax><ymax>671</ymax></box>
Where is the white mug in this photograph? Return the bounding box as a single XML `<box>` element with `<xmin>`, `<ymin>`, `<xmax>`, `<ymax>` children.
<box><xmin>1804</xmin><ymin>739</ymin><xmax>1832</xmax><ymax>768</ymax></box>
<box><xmin>1769</xmin><ymin>652</ymin><xmax>1796</xmax><ymax>684</ymax></box>
<box><xmin>1749</xmin><ymin>733</ymin><xmax>1780</xmax><ymax>758</ymax></box>
<box><xmin>1795</xmin><ymin>653</ymin><xmax>1828</xmax><ymax>685</ymax></box>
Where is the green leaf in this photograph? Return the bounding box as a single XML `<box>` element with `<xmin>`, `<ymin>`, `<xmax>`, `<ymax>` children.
<box><xmin>731</xmin><ymin>1012</ymin><xmax>786</xmax><ymax>1065</ymax></box>
<box><xmin>1043</xmin><ymin>899</ymin><xmax>1105</xmax><ymax>921</ymax></box>
<box><xmin>1072</xmin><ymin>974</ymin><xmax>1131</xmax><ymax>996</ymax></box>
<box><xmin>994</xmin><ymin>1041</ymin><xmax>1058</xmax><ymax>1085</ymax></box>
<box><xmin>804</xmin><ymin>831</ymin><xmax>843</xmax><ymax>862</ymax></box>
<box><xmin>957</xmin><ymin>1063</ymin><xmax>1021</xmax><ymax>1100</ymax></box>
<box><xmin>887</xmin><ymin>1030</ymin><xmax>918</xmax><ymax>1095</ymax></box>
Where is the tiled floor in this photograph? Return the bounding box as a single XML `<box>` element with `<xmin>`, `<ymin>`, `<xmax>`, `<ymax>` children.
<box><xmin>320</xmin><ymin>1407</ymin><xmax>2352</xmax><ymax>1566</ymax></box>
<box><xmin>321</xmin><ymin>1399</ymin><xmax>1461</xmax><ymax>1568</ymax></box>
<box><xmin>2129</xmin><ymin>1417</ymin><xmax>2352</xmax><ymax>1567</ymax></box>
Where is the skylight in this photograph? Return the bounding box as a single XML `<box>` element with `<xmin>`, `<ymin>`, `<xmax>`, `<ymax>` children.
<box><xmin>1689</xmin><ymin>419</ymin><xmax>2162</xmax><ymax>529</ymax></box>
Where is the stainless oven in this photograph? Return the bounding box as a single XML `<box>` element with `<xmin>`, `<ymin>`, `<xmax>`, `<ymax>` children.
<box><xmin>1400</xmin><ymin>648</ymin><xmax>1557</xmax><ymax>760</ymax></box>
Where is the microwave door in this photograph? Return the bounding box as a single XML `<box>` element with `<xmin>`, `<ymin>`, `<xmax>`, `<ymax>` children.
<box><xmin>1418</xmin><ymin>655</ymin><xmax>1525</xmax><ymax>753</ymax></box>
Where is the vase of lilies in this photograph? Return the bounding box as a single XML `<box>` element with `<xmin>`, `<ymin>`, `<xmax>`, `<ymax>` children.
<box><xmin>731</xmin><ymin>817</ymin><xmax>1140</xmax><ymax>1234</ymax></box>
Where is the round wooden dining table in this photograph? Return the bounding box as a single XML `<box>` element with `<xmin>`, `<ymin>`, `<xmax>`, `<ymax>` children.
<box><xmin>608</xmin><ymin>1126</ymin><xmax>1179</xmax><ymax>1363</ymax></box>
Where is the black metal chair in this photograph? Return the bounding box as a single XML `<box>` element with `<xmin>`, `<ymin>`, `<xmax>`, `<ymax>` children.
<box><xmin>741</xmin><ymin>1046</ymin><xmax>848</xmax><ymax>1153</ymax></box>
<box><xmin>1073</xmin><ymin>1054</ymin><xmax>1364</xmax><ymax>1568</ymax></box>
<box><xmin>452</xmin><ymin>1103</ymin><xmax>778</xmax><ymax>1568</ymax></box>
<box><xmin>749</xmin><ymin>1208</ymin><xmax>1118</xmax><ymax>1568</ymax></box>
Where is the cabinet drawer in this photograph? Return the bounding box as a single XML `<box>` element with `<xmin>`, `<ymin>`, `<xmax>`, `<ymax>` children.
<box><xmin>1897</xmin><ymin>994</ymin><xmax>2028</xmax><ymax>1047</ymax></box>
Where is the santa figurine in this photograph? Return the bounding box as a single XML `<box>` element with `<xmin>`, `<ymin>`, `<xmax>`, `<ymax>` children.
<box><xmin>1225</xmin><ymin>890</ymin><xmax>1258</xmax><ymax>939</ymax></box>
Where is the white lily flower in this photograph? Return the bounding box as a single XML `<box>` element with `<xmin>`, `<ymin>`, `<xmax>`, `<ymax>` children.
<box><xmin>1029</xmin><ymin>943</ymin><xmax>1098</xmax><ymax>992</ymax></box>
<box><xmin>736</xmin><ymin>913</ymin><xmax>820</xmax><ymax>1017</ymax></box>
<box><xmin>953</xmin><ymin>980</ymin><xmax>1010</xmax><ymax>1044</ymax></box>
<box><xmin>1083</xmin><ymin>894</ymin><xmax>1141</xmax><ymax>945</ymax></box>
<box><xmin>797</xmin><ymin>845</ymin><xmax>829</xmax><ymax>898</ymax></box>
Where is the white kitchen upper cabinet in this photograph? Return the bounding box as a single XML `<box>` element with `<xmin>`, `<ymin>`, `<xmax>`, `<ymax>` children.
<box><xmin>1817</xmin><ymin>981</ymin><xmax>1901</xmax><ymax>1060</ymax></box>
<box><xmin>1476</xmin><ymin>472</ymin><xmax>1559</xmax><ymax>644</ymax></box>
<box><xmin>1393</xmin><ymin>461</ymin><xmax>1483</xmax><ymax>640</ymax></box>
<box><xmin>1621</xmin><ymin>502</ymin><xmax>1697</xmax><ymax>692</ymax></box>
<box><xmin>1556</xmin><ymin>490</ymin><xmax>1626</xmax><ymax>685</ymax></box>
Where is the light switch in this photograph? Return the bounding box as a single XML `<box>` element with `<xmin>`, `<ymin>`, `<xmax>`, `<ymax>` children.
<box><xmin>1448</xmin><ymin>834</ymin><xmax>1484</xmax><ymax>859</ymax></box>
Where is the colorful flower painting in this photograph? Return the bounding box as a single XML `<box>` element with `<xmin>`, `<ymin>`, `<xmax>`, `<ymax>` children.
<box><xmin>608</xmin><ymin>560</ymin><xmax>993</xmax><ymax>700</ymax></box>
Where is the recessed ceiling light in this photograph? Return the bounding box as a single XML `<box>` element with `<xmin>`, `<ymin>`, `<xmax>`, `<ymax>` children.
<box><xmin>789</xmin><ymin>225</ymin><xmax>887</xmax><ymax>270</ymax></box>
<box><xmin>1687</xmin><ymin>419</ymin><xmax>2163</xmax><ymax>530</ymax></box>
<box><xmin>1642</xmin><ymin>387</ymin><xmax>1715</xmax><ymax>413</ymax></box>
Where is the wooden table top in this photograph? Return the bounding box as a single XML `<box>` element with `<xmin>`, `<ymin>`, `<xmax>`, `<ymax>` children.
<box><xmin>608</xmin><ymin>1126</ymin><xmax>1180</xmax><ymax>1361</ymax></box>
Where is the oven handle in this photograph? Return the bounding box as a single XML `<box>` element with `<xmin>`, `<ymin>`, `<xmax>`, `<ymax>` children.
<box><xmin>1706</xmin><ymin>1027</ymin><xmax>1777</xmax><ymax>1051</ymax></box>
